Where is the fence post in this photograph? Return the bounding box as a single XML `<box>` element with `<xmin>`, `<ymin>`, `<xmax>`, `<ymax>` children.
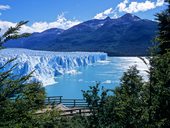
<box><xmin>74</xmin><ymin>100</ymin><xmax>76</xmax><ymax>107</ymax></box>
<box><xmin>79</xmin><ymin>109</ymin><xmax>81</xmax><ymax>114</ymax></box>
<box><xmin>59</xmin><ymin>96</ymin><xmax>62</xmax><ymax>104</ymax></box>
<box><xmin>48</xmin><ymin>97</ymin><xmax>50</xmax><ymax>104</ymax></box>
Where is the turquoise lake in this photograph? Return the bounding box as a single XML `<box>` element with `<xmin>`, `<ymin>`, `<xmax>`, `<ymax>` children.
<box><xmin>45</xmin><ymin>57</ymin><xmax>147</xmax><ymax>99</ymax></box>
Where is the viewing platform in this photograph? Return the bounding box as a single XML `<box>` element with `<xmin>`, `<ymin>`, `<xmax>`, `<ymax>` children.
<box><xmin>37</xmin><ymin>96</ymin><xmax>92</xmax><ymax>116</ymax></box>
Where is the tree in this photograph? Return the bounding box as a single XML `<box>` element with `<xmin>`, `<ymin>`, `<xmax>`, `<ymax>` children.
<box><xmin>0</xmin><ymin>21</ymin><xmax>46</xmax><ymax>127</ymax></box>
<box><xmin>155</xmin><ymin>0</ymin><xmax>170</xmax><ymax>54</ymax></box>
<box><xmin>80</xmin><ymin>1</ymin><xmax>170</xmax><ymax>128</ymax></box>
<box><xmin>114</xmin><ymin>66</ymin><xmax>146</xmax><ymax>128</ymax></box>
<box><xmin>82</xmin><ymin>83</ymin><xmax>115</xmax><ymax>128</ymax></box>
<box><xmin>114</xmin><ymin>1</ymin><xmax>170</xmax><ymax>127</ymax></box>
<box><xmin>146</xmin><ymin>1</ymin><xmax>170</xmax><ymax>127</ymax></box>
<box><xmin>0</xmin><ymin>21</ymin><xmax>30</xmax><ymax>48</ymax></box>
<box><xmin>148</xmin><ymin>53</ymin><xmax>170</xmax><ymax>127</ymax></box>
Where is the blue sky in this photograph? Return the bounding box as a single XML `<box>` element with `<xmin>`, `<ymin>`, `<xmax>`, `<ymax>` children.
<box><xmin>0</xmin><ymin>0</ymin><xmax>166</xmax><ymax>33</ymax></box>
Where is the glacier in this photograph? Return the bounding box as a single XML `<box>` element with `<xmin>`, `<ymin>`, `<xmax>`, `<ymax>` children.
<box><xmin>0</xmin><ymin>48</ymin><xmax>107</xmax><ymax>86</ymax></box>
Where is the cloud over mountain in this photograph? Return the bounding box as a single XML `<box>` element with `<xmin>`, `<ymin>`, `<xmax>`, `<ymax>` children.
<box><xmin>117</xmin><ymin>0</ymin><xmax>164</xmax><ymax>13</ymax></box>
<box><xmin>0</xmin><ymin>13</ymin><xmax>81</xmax><ymax>35</ymax></box>
<box><xmin>94</xmin><ymin>0</ymin><xmax>165</xmax><ymax>19</ymax></box>
<box><xmin>94</xmin><ymin>8</ymin><xmax>114</xmax><ymax>19</ymax></box>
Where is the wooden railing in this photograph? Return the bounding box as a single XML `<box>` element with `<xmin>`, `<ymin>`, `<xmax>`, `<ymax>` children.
<box><xmin>45</xmin><ymin>96</ymin><xmax>63</xmax><ymax>104</ymax></box>
<box><xmin>61</xmin><ymin>108</ymin><xmax>91</xmax><ymax>116</ymax></box>
<box><xmin>45</xmin><ymin>96</ymin><xmax>89</xmax><ymax>108</ymax></box>
<box><xmin>32</xmin><ymin>96</ymin><xmax>92</xmax><ymax>116</ymax></box>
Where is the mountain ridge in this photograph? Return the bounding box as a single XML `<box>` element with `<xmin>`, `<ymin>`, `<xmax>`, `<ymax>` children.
<box><xmin>4</xmin><ymin>13</ymin><xmax>158</xmax><ymax>56</ymax></box>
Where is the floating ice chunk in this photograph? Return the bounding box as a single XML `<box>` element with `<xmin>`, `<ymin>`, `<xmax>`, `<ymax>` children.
<box><xmin>97</xmin><ymin>60</ymin><xmax>111</xmax><ymax>65</ymax></box>
<box><xmin>102</xmin><ymin>80</ymin><xmax>112</xmax><ymax>84</ymax></box>
<box><xmin>65</xmin><ymin>70</ymin><xmax>82</xmax><ymax>75</ymax></box>
<box><xmin>78</xmin><ymin>79</ymin><xmax>83</xmax><ymax>82</ymax></box>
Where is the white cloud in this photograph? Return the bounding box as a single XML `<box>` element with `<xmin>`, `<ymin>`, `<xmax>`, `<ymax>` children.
<box><xmin>111</xmin><ymin>13</ymin><xmax>119</xmax><ymax>19</ymax></box>
<box><xmin>94</xmin><ymin>8</ymin><xmax>114</xmax><ymax>19</ymax></box>
<box><xmin>156</xmin><ymin>0</ymin><xmax>164</xmax><ymax>6</ymax></box>
<box><xmin>117</xmin><ymin>0</ymin><xmax>165</xmax><ymax>13</ymax></box>
<box><xmin>0</xmin><ymin>14</ymin><xmax>81</xmax><ymax>35</ymax></box>
<box><xmin>0</xmin><ymin>21</ymin><xmax>16</xmax><ymax>35</ymax></box>
<box><xmin>93</xmin><ymin>0</ymin><xmax>165</xmax><ymax>19</ymax></box>
<box><xmin>0</xmin><ymin>5</ymin><xmax>10</xmax><ymax>10</ymax></box>
<box><xmin>0</xmin><ymin>5</ymin><xmax>10</xmax><ymax>16</ymax></box>
<box><xmin>117</xmin><ymin>0</ymin><xmax>128</xmax><ymax>12</ymax></box>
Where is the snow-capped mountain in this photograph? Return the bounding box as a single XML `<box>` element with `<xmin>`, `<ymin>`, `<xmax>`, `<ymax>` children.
<box><xmin>4</xmin><ymin>28</ymin><xmax>64</xmax><ymax>48</ymax></box>
<box><xmin>4</xmin><ymin>13</ymin><xmax>158</xmax><ymax>56</ymax></box>
<box><xmin>66</xmin><ymin>16</ymin><xmax>112</xmax><ymax>32</ymax></box>
<box><xmin>117</xmin><ymin>13</ymin><xmax>141</xmax><ymax>22</ymax></box>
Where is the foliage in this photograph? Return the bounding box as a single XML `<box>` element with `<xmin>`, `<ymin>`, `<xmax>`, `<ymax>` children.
<box><xmin>82</xmin><ymin>83</ymin><xmax>116</xmax><ymax>128</ymax></box>
<box><xmin>0</xmin><ymin>21</ymin><xmax>47</xmax><ymax>127</ymax></box>
<box><xmin>0</xmin><ymin>1</ymin><xmax>169</xmax><ymax>127</ymax></box>
<box><xmin>146</xmin><ymin>0</ymin><xmax>170</xmax><ymax>127</ymax></box>
<box><xmin>147</xmin><ymin>53</ymin><xmax>170</xmax><ymax>127</ymax></box>
<box><xmin>155</xmin><ymin>0</ymin><xmax>170</xmax><ymax>54</ymax></box>
<box><xmin>77</xmin><ymin>1</ymin><xmax>170</xmax><ymax>127</ymax></box>
<box><xmin>0</xmin><ymin>59</ymin><xmax>46</xmax><ymax>127</ymax></box>
<box><xmin>113</xmin><ymin>66</ymin><xmax>146</xmax><ymax>127</ymax></box>
<box><xmin>0</xmin><ymin>21</ymin><xmax>30</xmax><ymax>48</ymax></box>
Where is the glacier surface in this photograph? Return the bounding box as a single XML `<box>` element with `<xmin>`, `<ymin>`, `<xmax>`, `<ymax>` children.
<box><xmin>0</xmin><ymin>48</ymin><xmax>107</xmax><ymax>86</ymax></box>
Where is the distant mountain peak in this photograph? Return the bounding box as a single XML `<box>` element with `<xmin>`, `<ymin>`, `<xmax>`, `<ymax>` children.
<box><xmin>4</xmin><ymin>13</ymin><xmax>157</xmax><ymax>56</ymax></box>
<box><xmin>105</xmin><ymin>16</ymin><xmax>111</xmax><ymax>20</ymax></box>
<box><xmin>120</xmin><ymin>13</ymin><xmax>141</xmax><ymax>21</ymax></box>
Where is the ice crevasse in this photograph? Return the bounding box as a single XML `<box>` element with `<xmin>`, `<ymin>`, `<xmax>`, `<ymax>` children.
<box><xmin>0</xmin><ymin>48</ymin><xmax>107</xmax><ymax>86</ymax></box>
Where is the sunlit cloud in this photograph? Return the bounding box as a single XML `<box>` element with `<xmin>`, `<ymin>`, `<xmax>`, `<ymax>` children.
<box><xmin>94</xmin><ymin>8</ymin><xmax>114</xmax><ymax>19</ymax></box>
<box><xmin>94</xmin><ymin>8</ymin><xmax>119</xmax><ymax>19</ymax></box>
<box><xmin>93</xmin><ymin>0</ymin><xmax>165</xmax><ymax>20</ymax></box>
<box><xmin>117</xmin><ymin>0</ymin><xmax>165</xmax><ymax>13</ymax></box>
<box><xmin>0</xmin><ymin>13</ymin><xmax>81</xmax><ymax>35</ymax></box>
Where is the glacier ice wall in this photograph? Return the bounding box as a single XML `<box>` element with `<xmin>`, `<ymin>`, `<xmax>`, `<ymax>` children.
<box><xmin>0</xmin><ymin>48</ymin><xmax>107</xmax><ymax>86</ymax></box>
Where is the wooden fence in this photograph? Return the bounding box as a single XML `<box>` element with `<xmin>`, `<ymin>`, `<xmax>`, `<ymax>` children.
<box><xmin>45</xmin><ymin>96</ymin><xmax>89</xmax><ymax>108</ymax></box>
<box><xmin>44</xmin><ymin>96</ymin><xmax>91</xmax><ymax>116</ymax></box>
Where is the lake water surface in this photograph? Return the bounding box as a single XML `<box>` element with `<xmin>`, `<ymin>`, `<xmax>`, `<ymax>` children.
<box><xmin>45</xmin><ymin>57</ymin><xmax>147</xmax><ymax>99</ymax></box>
